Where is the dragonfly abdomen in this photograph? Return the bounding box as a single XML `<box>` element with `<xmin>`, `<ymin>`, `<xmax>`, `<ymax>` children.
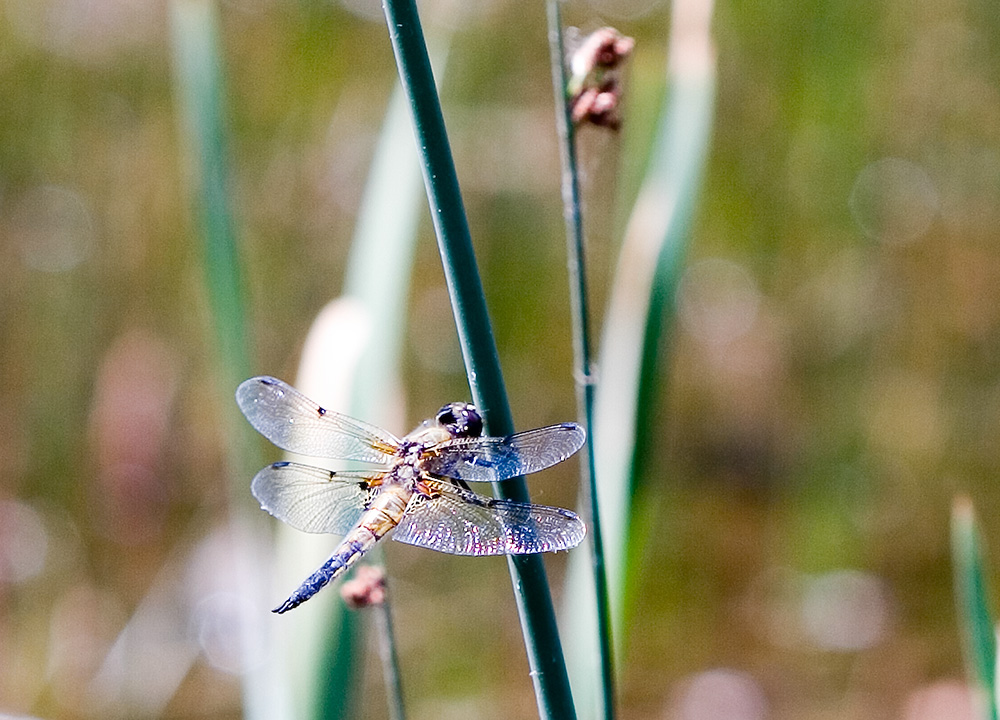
<box><xmin>271</xmin><ymin>531</ymin><xmax>375</xmax><ymax>613</ymax></box>
<box><xmin>271</xmin><ymin>485</ymin><xmax>411</xmax><ymax>613</ymax></box>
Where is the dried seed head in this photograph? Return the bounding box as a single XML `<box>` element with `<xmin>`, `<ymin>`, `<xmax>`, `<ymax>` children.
<box><xmin>570</xmin><ymin>27</ymin><xmax>635</xmax><ymax>80</ymax></box>
<box><xmin>567</xmin><ymin>27</ymin><xmax>634</xmax><ymax>131</ymax></box>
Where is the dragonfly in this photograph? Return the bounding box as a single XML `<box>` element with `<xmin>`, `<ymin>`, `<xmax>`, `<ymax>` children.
<box><xmin>236</xmin><ymin>376</ymin><xmax>587</xmax><ymax>613</ymax></box>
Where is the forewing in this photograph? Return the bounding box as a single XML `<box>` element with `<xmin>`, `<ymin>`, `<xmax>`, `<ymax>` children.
<box><xmin>420</xmin><ymin>423</ymin><xmax>586</xmax><ymax>482</ymax></box>
<box><xmin>251</xmin><ymin>461</ymin><xmax>384</xmax><ymax>535</ymax></box>
<box><xmin>236</xmin><ymin>376</ymin><xmax>399</xmax><ymax>463</ymax></box>
<box><xmin>391</xmin><ymin>479</ymin><xmax>585</xmax><ymax>555</ymax></box>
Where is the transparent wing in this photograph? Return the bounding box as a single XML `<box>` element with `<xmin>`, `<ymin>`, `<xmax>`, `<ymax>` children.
<box><xmin>419</xmin><ymin>423</ymin><xmax>586</xmax><ymax>482</ymax></box>
<box><xmin>251</xmin><ymin>461</ymin><xmax>385</xmax><ymax>535</ymax></box>
<box><xmin>236</xmin><ymin>376</ymin><xmax>400</xmax><ymax>463</ymax></box>
<box><xmin>391</xmin><ymin>479</ymin><xmax>585</xmax><ymax>556</ymax></box>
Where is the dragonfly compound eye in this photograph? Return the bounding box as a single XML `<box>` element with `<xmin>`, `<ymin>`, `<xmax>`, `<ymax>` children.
<box><xmin>437</xmin><ymin>402</ymin><xmax>483</xmax><ymax>438</ymax></box>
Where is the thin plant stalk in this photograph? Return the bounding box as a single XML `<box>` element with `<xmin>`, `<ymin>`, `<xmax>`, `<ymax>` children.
<box><xmin>545</xmin><ymin>2</ymin><xmax>615</xmax><ymax>719</ymax></box>
<box><xmin>375</xmin><ymin>594</ymin><xmax>406</xmax><ymax>720</ymax></box>
<box><xmin>381</xmin><ymin>0</ymin><xmax>577</xmax><ymax>717</ymax></box>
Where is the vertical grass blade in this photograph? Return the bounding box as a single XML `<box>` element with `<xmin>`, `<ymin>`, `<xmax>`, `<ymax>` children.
<box><xmin>276</xmin><ymin>58</ymin><xmax>453</xmax><ymax>720</ymax></box>
<box><xmin>169</xmin><ymin>2</ymin><xmax>284</xmax><ymax>719</ymax></box>
<box><xmin>561</xmin><ymin>1</ymin><xmax>716</xmax><ymax>714</ymax></box>
<box><xmin>374</xmin><ymin>597</ymin><xmax>406</xmax><ymax>720</ymax></box>
<box><xmin>545</xmin><ymin>3</ymin><xmax>615</xmax><ymax>719</ymax></box>
<box><xmin>381</xmin><ymin>0</ymin><xmax>577</xmax><ymax>717</ymax></box>
<box><xmin>342</xmin><ymin>80</ymin><xmax>442</xmax><ymax>417</ymax></box>
<box><xmin>597</xmin><ymin>0</ymin><xmax>716</xmax><ymax>638</ymax></box>
<box><xmin>170</xmin><ymin>0</ymin><xmax>252</xmax><ymax>408</ymax></box>
<box><xmin>951</xmin><ymin>496</ymin><xmax>999</xmax><ymax>720</ymax></box>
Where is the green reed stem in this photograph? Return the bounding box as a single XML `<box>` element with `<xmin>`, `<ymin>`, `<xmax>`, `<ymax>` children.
<box><xmin>381</xmin><ymin>0</ymin><xmax>577</xmax><ymax>717</ymax></box>
<box><xmin>545</xmin><ymin>3</ymin><xmax>615</xmax><ymax>719</ymax></box>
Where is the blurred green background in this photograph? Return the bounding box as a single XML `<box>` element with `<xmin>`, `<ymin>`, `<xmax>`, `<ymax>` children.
<box><xmin>2</xmin><ymin>0</ymin><xmax>999</xmax><ymax>718</ymax></box>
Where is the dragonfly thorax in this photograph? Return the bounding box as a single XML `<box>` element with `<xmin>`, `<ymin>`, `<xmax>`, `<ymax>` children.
<box><xmin>395</xmin><ymin>464</ymin><xmax>416</xmax><ymax>481</ymax></box>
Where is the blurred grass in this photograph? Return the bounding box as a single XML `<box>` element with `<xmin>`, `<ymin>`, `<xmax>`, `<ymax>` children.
<box><xmin>951</xmin><ymin>497</ymin><xmax>998</xmax><ymax>720</ymax></box>
<box><xmin>4</xmin><ymin>0</ymin><xmax>1000</xmax><ymax>718</ymax></box>
<box><xmin>169</xmin><ymin>4</ymin><xmax>281</xmax><ymax>720</ymax></box>
<box><xmin>271</xmin><ymin>35</ymin><xmax>453</xmax><ymax>720</ymax></box>
<box><xmin>560</xmin><ymin>1</ymin><xmax>715</xmax><ymax>716</ymax></box>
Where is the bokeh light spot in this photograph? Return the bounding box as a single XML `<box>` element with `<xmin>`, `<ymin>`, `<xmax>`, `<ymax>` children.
<box><xmin>193</xmin><ymin>591</ymin><xmax>254</xmax><ymax>675</ymax></box>
<box><xmin>849</xmin><ymin>158</ymin><xmax>939</xmax><ymax>244</ymax></box>
<box><xmin>678</xmin><ymin>258</ymin><xmax>761</xmax><ymax>347</ymax></box>
<box><xmin>668</xmin><ymin>668</ymin><xmax>769</xmax><ymax>720</ymax></box>
<box><xmin>4</xmin><ymin>0</ymin><xmax>160</xmax><ymax>63</ymax></box>
<box><xmin>11</xmin><ymin>185</ymin><xmax>95</xmax><ymax>273</ymax></box>
<box><xmin>902</xmin><ymin>680</ymin><xmax>976</xmax><ymax>720</ymax></box>
<box><xmin>0</xmin><ymin>501</ymin><xmax>48</xmax><ymax>585</ymax></box>
<box><xmin>801</xmin><ymin>570</ymin><xmax>891</xmax><ymax>651</ymax></box>
<box><xmin>585</xmin><ymin>0</ymin><xmax>666</xmax><ymax>20</ymax></box>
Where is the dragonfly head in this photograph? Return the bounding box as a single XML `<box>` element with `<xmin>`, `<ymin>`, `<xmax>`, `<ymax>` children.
<box><xmin>436</xmin><ymin>402</ymin><xmax>483</xmax><ymax>439</ymax></box>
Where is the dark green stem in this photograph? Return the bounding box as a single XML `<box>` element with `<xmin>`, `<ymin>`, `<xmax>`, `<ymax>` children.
<box><xmin>545</xmin><ymin>3</ymin><xmax>615</xmax><ymax>719</ymax></box>
<box><xmin>381</xmin><ymin>0</ymin><xmax>577</xmax><ymax>718</ymax></box>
